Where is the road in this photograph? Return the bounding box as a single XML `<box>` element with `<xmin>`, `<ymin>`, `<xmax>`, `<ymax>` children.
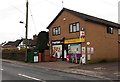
<box><xmin>1</xmin><ymin>61</ymin><xmax>104</xmax><ymax>81</ymax></box>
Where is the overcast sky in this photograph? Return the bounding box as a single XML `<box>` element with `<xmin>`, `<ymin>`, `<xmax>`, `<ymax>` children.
<box><xmin>0</xmin><ymin>0</ymin><xmax>119</xmax><ymax>43</ymax></box>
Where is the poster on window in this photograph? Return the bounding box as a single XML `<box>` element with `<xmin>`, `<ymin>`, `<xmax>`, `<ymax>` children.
<box><xmin>52</xmin><ymin>45</ymin><xmax>62</xmax><ymax>58</ymax></box>
<box><xmin>87</xmin><ymin>47</ymin><xmax>91</xmax><ymax>54</ymax></box>
<box><xmin>82</xmin><ymin>47</ymin><xmax>86</xmax><ymax>54</ymax></box>
<box><xmin>91</xmin><ymin>47</ymin><xmax>94</xmax><ymax>54</ymax></box>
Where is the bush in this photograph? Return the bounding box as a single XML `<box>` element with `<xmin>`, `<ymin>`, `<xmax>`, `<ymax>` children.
<box><xmin>19</xmin><ymin>48</ymin><xmax>26</xmax><ymax>52</ymax></box>
<box><xmin>2</xmin><ymin>48</ymin><xmax>18</xmax><ymax>53</ymax></box>
<box><xmin>36</xmin><ymin>31</ymin><xmax>49</xmax><ymax>52</ymax></box>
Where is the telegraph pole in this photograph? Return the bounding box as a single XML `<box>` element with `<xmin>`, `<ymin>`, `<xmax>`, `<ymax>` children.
<box><xmin>25</xmin><ymin>0</ymin><xmax>28</xmax><ymax>62</ymax></box>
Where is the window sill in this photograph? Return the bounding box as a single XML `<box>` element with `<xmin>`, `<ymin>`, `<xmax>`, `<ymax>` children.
<box><xmin>69</xmin><ymin>31</ymin><xmax>79</xmax><ymax>33</ymax></box>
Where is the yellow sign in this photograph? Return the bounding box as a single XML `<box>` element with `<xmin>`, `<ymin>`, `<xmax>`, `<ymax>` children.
<box><xmin>64</xmin><ymin>38</ymin><xmax>85</xmax><ymax>44</ymax></box>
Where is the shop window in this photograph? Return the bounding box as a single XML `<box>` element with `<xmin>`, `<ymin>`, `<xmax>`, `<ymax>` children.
<box><xmin>118</xmin><ymin>29</ymin><xmax>120</xmax><ymax>35</ymax></box>
<box><xmin>107</xmin><ymin>27</ymin><xmax>113</xmax><ymax>34</ymax></box>
<box><xmin>52</xmin><ymin>45</ymin><xmax>62</xmax><ymax>58</ymax></box>
<box><xmin>69</xmin><ymin>22</ymin><xmax>80</xmax><ymax>33</ymax></box>
<box><xmin>68</xmin><ymin>44</ymin><xmax>81</xmax><ymax>54</ymax></box>
<box><xmin>52</xmin><ymin>27</ymin><xmax>60</xmax><ymax>35</ymax></box>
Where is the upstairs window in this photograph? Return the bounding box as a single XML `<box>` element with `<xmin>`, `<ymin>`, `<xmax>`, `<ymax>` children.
<box><xmin>107</xmin><ymin>27</ymin><xmax>113</xmax><ymax>34</ymax></box>
<box><xmin>118</xmin><ymin>29</ymin><xmax>120</xmax><ymax>35</ymax></box>
<box><xmin>69</xmin><ymin>22</ymin><xmax>80</xmax><ymax>33</ymax></box>
<box><xmin>52</xmin><ymin>27</ymin><xmax>60</xmax><ymax>36</ymax></box>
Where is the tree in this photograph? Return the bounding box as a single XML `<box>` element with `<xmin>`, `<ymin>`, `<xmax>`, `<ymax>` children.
<box><xmin>36</xmin><ymin>31</ymin><xmax>49</xmax><ymax>52</ymax></box>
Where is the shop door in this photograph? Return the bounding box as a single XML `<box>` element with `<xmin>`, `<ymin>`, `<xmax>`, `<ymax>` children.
<box><xmin>64</xmin><ymin>44</ymin><xmax>68</xmax><ymax>59</ymax></box>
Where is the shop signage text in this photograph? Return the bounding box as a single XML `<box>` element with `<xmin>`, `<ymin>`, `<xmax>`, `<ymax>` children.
<box><xmin>64</xmin><ymin>38</ymin><xmax>85</xmax><ymax>44</ymax></box>
<box><xmin>52</xmin><ymin>40</ymin><xmax>63</xmax><ymax>44</ymax></box>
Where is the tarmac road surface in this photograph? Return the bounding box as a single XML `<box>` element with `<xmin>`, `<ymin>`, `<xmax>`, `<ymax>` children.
<box><xmin>1</xmin><ymin>61</ymin><xmax>104</xmax><ymax>81</ymax></box>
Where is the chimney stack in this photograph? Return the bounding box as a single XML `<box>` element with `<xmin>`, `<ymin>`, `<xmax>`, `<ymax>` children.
<box><xmin>33</xmin><ymin>34</ymin><xmax>38</xmax><ymax>40</ymax></box>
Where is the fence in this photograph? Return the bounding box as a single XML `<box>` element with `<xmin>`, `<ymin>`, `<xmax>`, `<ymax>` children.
<box><xmin>2</xmin><ymin>50</ymin><xmax>26</xmax><ymax>61</ymax></box>
<box><xmin>2</xmin><ymin>49</ymin><xmax>51</xmax><ymax>62</ymax></box>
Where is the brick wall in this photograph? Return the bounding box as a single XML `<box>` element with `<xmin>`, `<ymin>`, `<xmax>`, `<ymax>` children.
<box><xmin>118</xmin><ymin>36</ymin><xmax>120</xmax><ymax>61</ymax></box>
<box><xmin>2</xmin><ymin>51</ymin><xmax>25</xmax><ymax>61</ymax></box>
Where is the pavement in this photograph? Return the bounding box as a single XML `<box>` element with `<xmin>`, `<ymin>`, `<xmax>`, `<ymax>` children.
<box><xmin>1</xmin><ymin>59</ymin><xmax>120</xmax><ymax>81</ymax></box>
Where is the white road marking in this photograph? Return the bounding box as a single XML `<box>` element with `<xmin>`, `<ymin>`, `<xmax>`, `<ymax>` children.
<box><xmin>0</xmin><ymin>69</ymin><xmax>3</xmax><ymax>71</ymax></box>
<box><xmin>18</xmin><ymin>73</ymin><xmax>46</xmax><ymax>82</ymax></box>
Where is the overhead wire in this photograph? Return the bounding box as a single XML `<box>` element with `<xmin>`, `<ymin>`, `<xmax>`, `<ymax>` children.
<box><xmin>28</xmin><ymin>0</ymin><xmax>63</xmax><ymax>36</ymax></box>
<box><xmin>7</xmin><ymin>2</ymin><xmax>26</xmax><ymax>15</ymax></box>
<box><xmin>6</xmin><ymin>2</ymin><xmax>26</xmax><ymax>39</ymax></box>
<box><xmin>28</xmin><ymin>2</ymin><xmax>38</xmax><ymax>35</ymax></box>
<box><xmin>44</xmin><ymin>0</ymin><xmax>62</xmax><ymax>8</ymax></box>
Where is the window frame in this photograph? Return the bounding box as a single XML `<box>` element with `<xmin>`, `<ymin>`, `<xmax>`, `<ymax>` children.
<box><xmin>107</xmin><ymin>27</ymin><xmax>114</xmax><ymax>34</ymax></box>
<box><xmin>52</xmin><ymin>26</ymin><xmax>61</xmax><ymax>36</ymax></box>
<box><xmin>69</xmin><ymin>22</ymin><xmax>80</xmax><ymax>33</ymax></box>
<box><xmin>118</xmin><ymin>29</ymin><xmax>120</xmax><ymax>35</ymax></box>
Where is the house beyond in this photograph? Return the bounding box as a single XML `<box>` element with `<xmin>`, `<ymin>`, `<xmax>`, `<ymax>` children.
<box><xmin>2</xmin><ymin>35</ymin><xmax>38</xmax><ymax>50</ymax></box>
<box><xmin>47</xmin><ymin>8</ymin><xmax>120</xmax><ymax>64</ymax></box>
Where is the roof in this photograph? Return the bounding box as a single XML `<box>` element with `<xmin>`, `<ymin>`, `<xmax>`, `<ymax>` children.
<box><xmin>47</xmin><ymin>8</ymin><xmax>120</xmax><ymax>29</ymax></box>
<box><xmin>28</xmin><ymin>39</ymin><xmax>37</xmax><ymax>46</ymax></box>
<box><xmin>4</xmin><ymin>39</ymin><xmax>23</xmax><ymax>47</ymax></box>
<box><xmin>21</xmin><ymin>39</ymin><xmax>37</xmax><ymax>47</ymax></box>
<box><xmin>3</xmin><ymin>37</ymin><xmax>37</xmax><ymax>48</ymax></box>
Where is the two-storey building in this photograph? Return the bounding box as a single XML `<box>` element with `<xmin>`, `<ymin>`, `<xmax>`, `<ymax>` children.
<box><xmin>47</xmin><ymin>8</ymin><xmax>120</xmax><ymax>64</ymax></box>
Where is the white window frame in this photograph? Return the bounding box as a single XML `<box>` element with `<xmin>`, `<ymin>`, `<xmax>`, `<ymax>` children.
<box><xmin>107</xmin><ymin>27</ymin><xmax>113</xmax><ymax>34</ymax></box>
<box><xmin>118</xmin><ymin>29</ymin><xmax>120</xmax><ymax>35</ymax></box>
<box><xmin>52</xmin><ymin>27</ymin><xmax>60</xmax><ymax>36</ymax></box>
<box><xmin>69</xmin><ymin>22</ymin><xmax>80</xmax><ymax>33</ymax></box>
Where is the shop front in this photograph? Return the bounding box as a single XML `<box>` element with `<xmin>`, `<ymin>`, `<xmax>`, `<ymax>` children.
<box><xmin>50</xmin><ymin>36</ymin><xmax>85</xmax><ymax>63</ymax></box>
<box><xmin>64</xmin><ymin>38</ymin><xmax>83</xmax><ymax>63</ymax></box>
<box><xmin>68</xmin><ymin>43</ymin><xmax>81</xmax><ymax>60</ymax></box>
